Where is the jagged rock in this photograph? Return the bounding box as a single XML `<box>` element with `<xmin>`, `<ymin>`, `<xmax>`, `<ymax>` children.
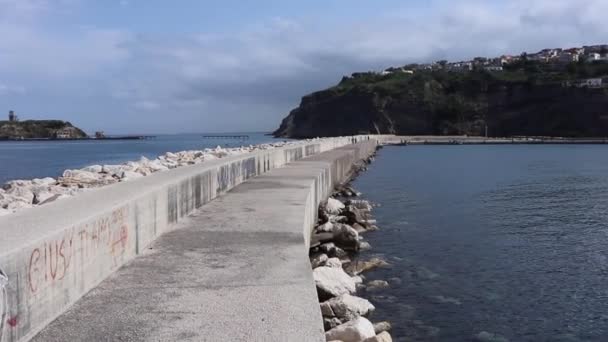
<box><xmin>324</xmin><ymin>317</ymin><xmax>343</xmax><ymax>331</ymax></box>
<box><xmin>352</xmin><ymin>223</ymin><xmax>367</xmax><ymax>234</ymax></box>
<box><xmin>2</xmin><ymin>179</ymin><xmax>33</xmax><ymax>190</ymax></box>
<box><xmin>81</xmin><ymin>165</ymin><xmax>103</xmax><ymax>173</ymax></box>
<box><xmin>359</xmin><ymin>241</ymin><xmax>372</xmax><ymax>251</ymax></box>
<box><xmin>332</xmin><ymin>224</ymin><xmax>359</xmax><ymax>251</ymax></box>
<box><xmin>5</xmin><ymin>185</ymin><xmax>34</xmax><ymax>204</ymax></box>
<box><xmin>343</xmin><ymin>205</ymin><xmax>366</xmax><ymax>226</ymax></box>
<box><xmin>316</xmin><ymin>221</ymin><xmax>334</xmax><ymax>233</ymax></box>
<box><xmin>325</xmin><ymin>197</ymin><xmax>345</xmax><ymax>215</ymax></box>
<box><xmin>367</xmin><ymin>280</ymin><xmax>390</xmax><ymax>290</ymax></box>
<box><xmin>5</xmin><ymin>200</ymin><xmax>32</xmax><ymax>211</ymax></box>
<box><xmin>120</xmin><ymin>170</ymin><xmax>145</xmax><ymax>181</ymax></box>
<box><xmin>346</xmin><ymin>199</ymin><xmax>372</xmax><ymax>211</ymax></box>
<box><xmin>367</xmin><ymin>225</ymin><xmax>379</xmax><ymax>231</ymax></box>
<box><xmin>373</xmin><ymin>321</ymin><xmax>392</xmax><ymax>334</ymax></box>
<box><xmin>311</xmin><ymin>253</ymin><xmax>329</xmax><ymax>268</ymax></box>
<box><xmin>33</xmin><ymin>191</ymin><xmax>60</xmax><ymax>205</ymax></box>
<box><xmin>320</xmin><ymin>301</ymin><xmax>335</xmax><ymax>317</ymax></box>
<box><xmin>60</xmin><ymin>170</ymin><xmax>116</xmax><ymax>188</ymax></box>
<box><xmin>320</xmin><ymin>242</ymin><xmax>349</xmax><ymax>259</ymax></box>
<box><xmin>313</xmin><ymin>266</ymin><xmax>356</xmax><ymax>300</ymax></box>
<box><xmin>320</xmin><ymin>242</ymin><xmax>337</xmax><ymax>254</ymax></box>
<box><xmin>325</xmin><ymin>317</ymin><xmax>376</xmax><ymax>342</ymax></box>
<box><xmin>329</xmin><ymin>215</ymin><xmax>348</xmax><ymax>223</ymax></box>
<box><xmin>351</xmin><ymin>275</ymin><xmax>364</xmax><ymax>284</ymax></box>
<box><xmin>31</xmin><ymin>177</ymin><xmax>56</xmax><ymax>186</ymax></box>
<box><xmin>345</xmin><ymin>258</ymin><xmax>390</xmax><ymax>275</ymax></box>
<box><xmin>325</xmin><ymin>294</ymin><xmax>375</xmax><ymax>321</ymax></box>
<box><xmin>364</xmin><ymin>331</ymin><xmax>393</xmax><ymax>342</ymax></box>
<box><xmin>325</xmin><ymin>257</ymin><xmax>342</xmax><ymax>268</ymax></box>
<box><xmin>102</xmin><ymin>164</ymin><xmax>125</xmax><ymax>175</ymax></box>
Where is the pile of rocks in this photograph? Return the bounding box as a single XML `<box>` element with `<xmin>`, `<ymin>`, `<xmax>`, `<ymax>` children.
<box><xmin>0</xmin><ymin>138</ymin><xmax>331</xmax><ymax>216</ymax></box>
<box><xmin>310</xmin><ymin>190</ymin><xmax>393</xmax><ymax>342</ymax></box>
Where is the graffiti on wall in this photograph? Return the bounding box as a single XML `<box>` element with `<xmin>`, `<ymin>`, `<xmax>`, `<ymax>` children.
<box><xmin>27</xmin><ymin>206</ymin><xmax>130</xmax><ymax>294</ymax></box>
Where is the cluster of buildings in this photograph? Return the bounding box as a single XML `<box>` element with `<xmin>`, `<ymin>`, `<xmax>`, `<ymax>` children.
<box><xmin>378</xmin><ymin>44</ymin><xmax>608</xmax><ymax>75</ymax></box>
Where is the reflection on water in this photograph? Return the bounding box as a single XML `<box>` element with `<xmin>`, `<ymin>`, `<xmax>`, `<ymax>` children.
<box><xmin>352</xmin><ymin>145</ymin><xmax>608</xmax><ymax>342</ymax></box>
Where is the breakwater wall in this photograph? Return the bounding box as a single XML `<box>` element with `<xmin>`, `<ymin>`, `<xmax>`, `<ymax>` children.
<box><xmin>0</xmin><ymin>136</ymin><xmax>386</xmax><ymax>342</ymax></box>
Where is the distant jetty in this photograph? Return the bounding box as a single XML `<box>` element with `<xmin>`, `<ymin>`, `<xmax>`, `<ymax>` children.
<box><xmin>202</xmin><ymin>134</ymin><xmax>249</xmax><ymax>140</ymax></box>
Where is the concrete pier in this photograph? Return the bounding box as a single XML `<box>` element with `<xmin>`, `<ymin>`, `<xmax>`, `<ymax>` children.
<box><xmin>0</xmin><ymin>137</ymin><xmax>382</xmax><ymax>342</ymax></box>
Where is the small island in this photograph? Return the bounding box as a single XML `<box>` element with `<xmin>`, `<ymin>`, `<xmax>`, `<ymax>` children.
<box><xmin>0</xmin><ymin>110</ymin><xmax>152</xmax><ymax>141</ymax></box>
<box><xmin>0</xmin><ymin>111</ymin><xmax>87</xmax><ymax>140</ymax></box>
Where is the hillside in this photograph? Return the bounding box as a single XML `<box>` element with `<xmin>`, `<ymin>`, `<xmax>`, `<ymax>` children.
<box><xmin>273</xmin><ymin>61</ymin><xmax>608</xmax><ymax>138</ymax></box>
<box><xmin>0</xmin><ymin>120</ymin><xmax>87</xmax><ymax>139</ymax></box>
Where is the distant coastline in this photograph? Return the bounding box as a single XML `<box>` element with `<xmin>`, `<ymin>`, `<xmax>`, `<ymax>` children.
<box><xmin>0</xmin><ymin>111</ymin><xmax>154</xmax><ymax>141</ymax></box>
<box><xmin>0</xmin><ymin>135</ymin><xmax>154</xmax><ymax>142</ymax></box>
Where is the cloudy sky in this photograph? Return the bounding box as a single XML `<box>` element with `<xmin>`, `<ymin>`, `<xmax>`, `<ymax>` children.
<box><xmin>0</xmin><ymin>0</ymin><xmax>606</xmax><ymax>134</ymax></box>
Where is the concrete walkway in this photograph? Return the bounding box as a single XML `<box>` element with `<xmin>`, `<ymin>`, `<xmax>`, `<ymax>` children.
<box><xmin>32</xmin><ymin>144</ymin><xmax>375</xmax><ymax>342</ymax></box>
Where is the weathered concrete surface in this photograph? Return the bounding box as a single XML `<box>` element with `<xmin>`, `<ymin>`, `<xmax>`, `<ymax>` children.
<box><xmin>0</xmin><ymin>136</ymin><xmax>386</xmax><ymax>342</ymax></box>
<box><xmin>29</xmin><ymin>141</ymin><xmax>377</xmax><ymax>341</ymax></box>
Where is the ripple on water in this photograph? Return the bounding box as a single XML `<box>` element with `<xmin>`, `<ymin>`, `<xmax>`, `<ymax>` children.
<box><xmin>350</xmin><ymin>145</ymin><xmax>608</xmax><ymax>341</ymax></box>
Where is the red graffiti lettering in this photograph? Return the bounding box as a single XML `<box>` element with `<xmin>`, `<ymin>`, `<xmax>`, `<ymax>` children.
<box><xmin>28</xmin><ymin>249</ymin><xmax>41</xmax><ymax>293</ymax></box>
<box><xmin>7</xmin><ymin>316</ymin><xmax>18</xmax><ymax>327</ymax></box>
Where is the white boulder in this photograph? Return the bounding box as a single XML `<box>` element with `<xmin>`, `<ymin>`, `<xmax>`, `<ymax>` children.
<box><xmin>120</xmin><ymin>170</ymin><xmax>144</xmax><ymax>181</ymax></box>
<box><xmin>332</xmin><ymin>224</ymin><xmax>359</xmax><ymax>250</ymax></box>
<box><xmin>33</xmin><ymin>191</ymin><xmax>61</xmax><ymax>205</ymax></box>
<box><xmin>316</xmin><ymin>221</ymin><xmax>334</xmax><ymax>233</ymax></box>
<box><xmin>313</xmin><ymin>266</ymin><xmax>356</xmax><ymax>299</ymax></box>
<box><xmin>325</xmin><ymin>317</ymin><xmax>376</xmax><ymax>342</ymax></box>
<box><xmin>5</xmin><ymin>186</ymin><xmax>34</xmax><ymax>204</ymax></box>
<box><xmin>31</xmin><ymin>177</ymin><xmax>56</xmax><ymax>186</ymax></box>
<box><xmin>311</xmin><ymin>253</ymin><xmax>329</xmax><ymax>268</ymax></box>
<box><xmin>364</xmin><ymin>332</ymin><xmax>393</xmax><ymax>342</ymax></box>
<box><xmin>326</xmin><ymin>198</ymin><xmax>345</xmax><ymax>215</ymax></box>
<box><xmin>325</xmin><ymin>257</ymin><xmax>342</xmax><ymax>269</ymax></box>
<box><xmin>325</xmin><ymin>294</ymin><xmax>375</xmax><ymax>321</ymax></box>
<box><xmin>81</xmin><ymin>165</ymin><xmax>103</xmax><ymax>173</ymax></box>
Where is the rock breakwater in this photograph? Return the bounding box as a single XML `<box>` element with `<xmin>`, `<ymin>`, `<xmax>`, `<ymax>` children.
<box><xmin>0</xmin><ymin>138</ymin><xmax>331</xmax><ymax>216</ymax></box>
<box><xmin>309</xmin><ymin>152</ymin><xmax>394</xmax><ymax>342</ymax></box>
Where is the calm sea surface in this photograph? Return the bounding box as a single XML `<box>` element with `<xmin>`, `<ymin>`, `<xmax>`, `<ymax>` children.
<box><xmin>352</xmin><ymin>145</ymin><xmax>608</xmax><ymax>342</ymax></box>
<box><xmin>0</xmin><ymin>133</ymin><xmax>279</xmax><ymax>184</ymax></box>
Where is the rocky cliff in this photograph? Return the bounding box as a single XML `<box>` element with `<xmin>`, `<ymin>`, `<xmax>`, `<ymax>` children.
<box><xmin>274</xmin><ymin>63</ymin><xmax>608</xmax><ymax>138</ymax></box>
<box><xmin>0</xmin><ymin>120</ymin><xmax>87</xmax><ymax>139</ymax></box>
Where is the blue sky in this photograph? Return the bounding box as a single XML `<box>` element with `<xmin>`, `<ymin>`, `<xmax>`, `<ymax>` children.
<box><xmin>0</xmin><ymin>0</ymin><xmax>606</xmax><ymax>134</ymax></box>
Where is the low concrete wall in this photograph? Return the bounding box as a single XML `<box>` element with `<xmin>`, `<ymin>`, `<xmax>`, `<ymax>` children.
<box><xmin>31</xmin><ymin>139</ymin><xmax>380</xmax><ymax>341</ymax></box>
<box><xmin>0</xmin><ymin>136</ymin><xmax>384</xmax><ymax>342</ymax></box>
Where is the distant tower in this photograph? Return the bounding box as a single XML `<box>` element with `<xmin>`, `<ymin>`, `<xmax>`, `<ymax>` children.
<box><xmin>8</xmin><ymin>110</ymin><xmax>16</xmax><ymax>122</ymax></box>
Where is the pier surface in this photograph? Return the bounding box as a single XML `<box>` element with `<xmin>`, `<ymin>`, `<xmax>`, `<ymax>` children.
<box><xmin>23</xmin><ymin>142</ymin><xmax>376</xmax><ymax>341</ymax></box>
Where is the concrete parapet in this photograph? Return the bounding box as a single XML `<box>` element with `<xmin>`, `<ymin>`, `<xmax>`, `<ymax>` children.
<box><xmin>0</xmin><ymin>135</ymin><xmax>384</xmax><ymax>342</ymax></box>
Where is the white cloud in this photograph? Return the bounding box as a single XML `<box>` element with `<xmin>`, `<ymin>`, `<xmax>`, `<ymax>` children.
<box><xmin>133</xmin><ymin>100</ymin><xmax>160</xmax><ymax>111</ymax></box>
<box><xmin>0</xmin><ymin>83</ymin><xmax>26</xmax><ymax>95</ymax></box>
<box><xmin>2</xmin><ymin>0</ymin><xmax>607</xmax><ymax>133</ymax></box>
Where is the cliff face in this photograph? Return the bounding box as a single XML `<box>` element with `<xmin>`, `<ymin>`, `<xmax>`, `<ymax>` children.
<box><xmin>274</xmin><ymin>67</ymin><xmax>608</xmax><ymax>138</ymax></box>
<box><xmin>0</xmin><ymin>120</ymin><xmax>87</xmax><ymax>139</ymax></box>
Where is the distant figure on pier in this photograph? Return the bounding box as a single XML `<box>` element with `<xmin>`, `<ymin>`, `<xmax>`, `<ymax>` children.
<box><xmin>8</xmin><ymin>110</ymin><xmax>18</xmax><ymax>122</ymax></box>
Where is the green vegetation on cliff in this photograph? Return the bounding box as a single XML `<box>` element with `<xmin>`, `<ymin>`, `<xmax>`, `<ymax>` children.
<box><xmin>274</xmin><ymin>61</ymin><xmax>608</xmax><ymax>138</ymax></box>
<box><xmin>0</xmin><ymin>120</ymin><xmax>87</xmax><ymax>140</ymax></box>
